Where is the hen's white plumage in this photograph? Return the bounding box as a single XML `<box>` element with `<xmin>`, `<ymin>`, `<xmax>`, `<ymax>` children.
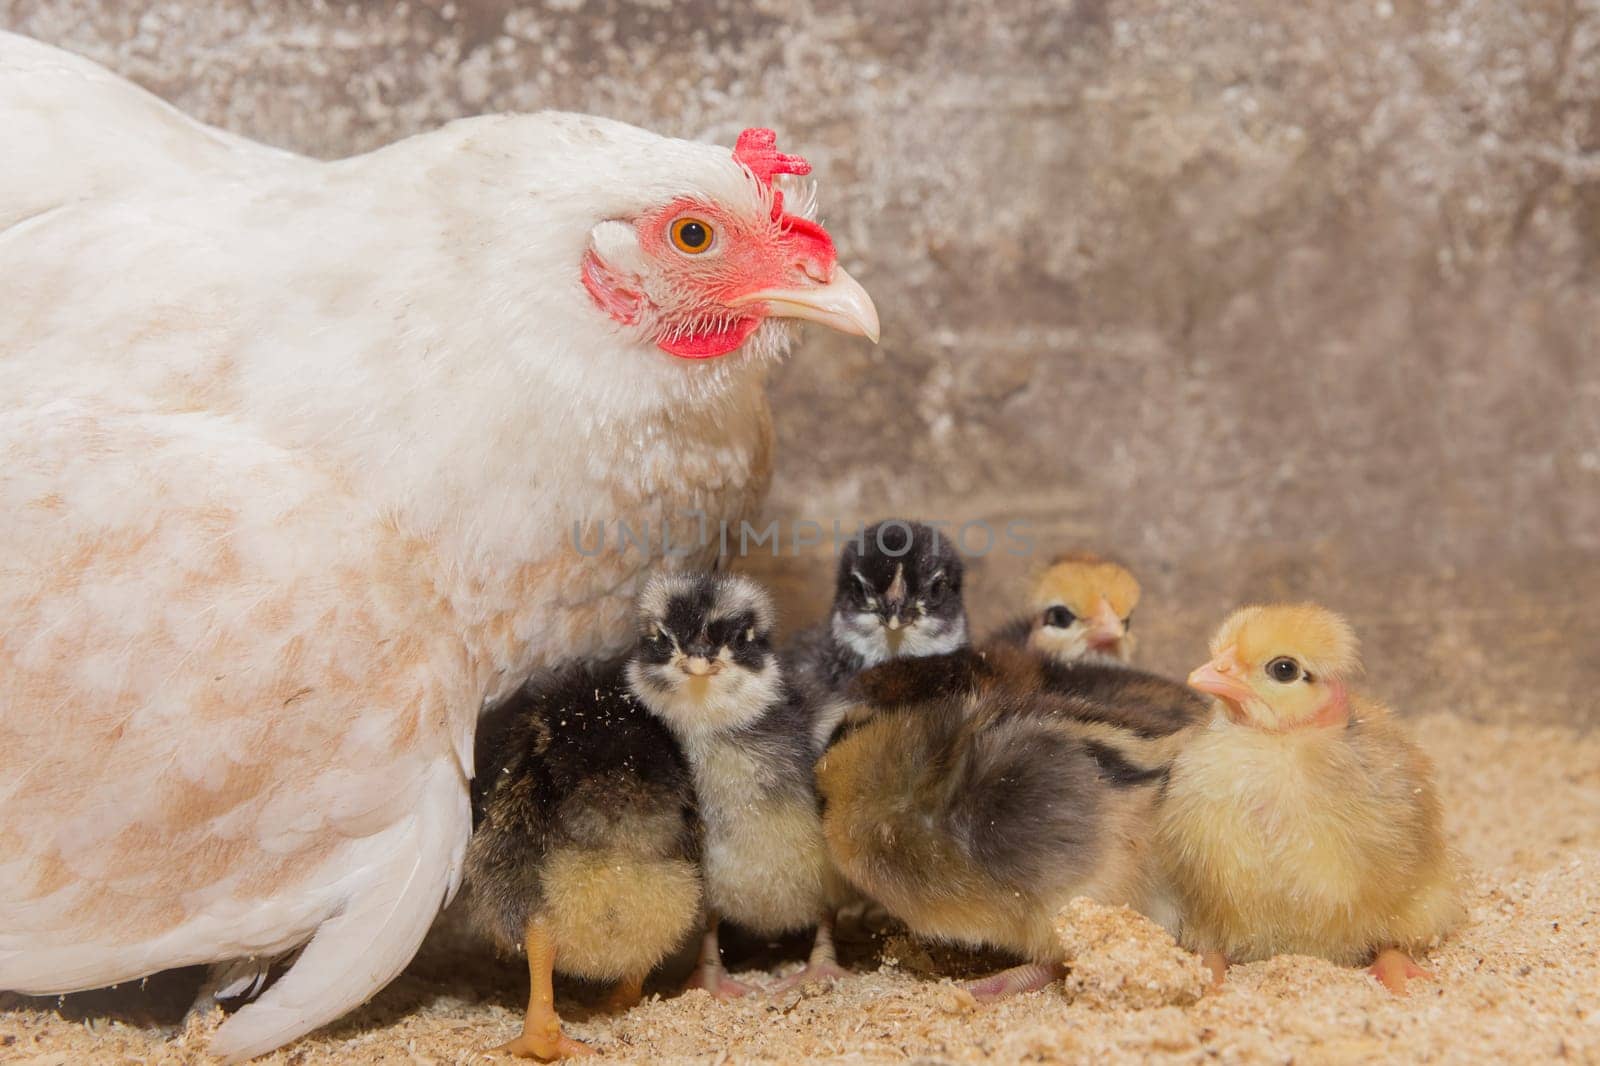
<box><xmin>0</xmin><ymin>34</ymin><xmax>843</xmax><ymax>1062</ymax></box>
<box><xmin>0</xmin><ymin>32</ymin><xmax>293</xmax><ymax>227</ymax></box>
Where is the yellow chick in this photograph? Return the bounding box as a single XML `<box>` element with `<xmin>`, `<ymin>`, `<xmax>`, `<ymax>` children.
<box><xmin>1157</xmin><ymin>604</ymin><xmax>1464</xmax><ymax>994</ymax></box>
<box><xmin>998</xmin><ymin>552</ymin><xmax>1142</xmax><ymax>665</ymax></box>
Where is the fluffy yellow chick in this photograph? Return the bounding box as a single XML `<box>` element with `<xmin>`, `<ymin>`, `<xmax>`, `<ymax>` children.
<box><xmin>1004</xmin><ymin>552</ymin><xmax>1142</xmax><ymax>664</ymax></box>
<box><xmin>1157</xmin><ymin>604</ymin><xmax>1464</xmax><ymax>994</ymax></box>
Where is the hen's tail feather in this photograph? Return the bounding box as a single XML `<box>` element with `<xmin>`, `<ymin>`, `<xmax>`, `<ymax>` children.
<box><xmin>209</xmin><ymin>761</ymin><xmax>468</xmax><ymax>1063</ymax></box>
<box><xmin>185</xmin><ymin>956</ymin><xmax>278</xmax><ymax>1023</ymax></box>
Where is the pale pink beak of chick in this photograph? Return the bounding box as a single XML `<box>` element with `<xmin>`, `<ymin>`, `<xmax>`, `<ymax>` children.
<box><xmin>1084</xmin><ymin>598</ymin><xmax>1125</xmax><ymax>653</ymax></box>
<box><xmin>1187</xmin><ymin>647</ymin><xmax>1255</xmax><ymax>715</ymax></box>
<box><xmin>729</xmin><ymin>266</ymin><xmax>881</xmax><ymax>342</ymax></box>
<box><xmin>683</xmin><ymin>656</ymin><xmax>722</xmax><ymax>677</ymax></box>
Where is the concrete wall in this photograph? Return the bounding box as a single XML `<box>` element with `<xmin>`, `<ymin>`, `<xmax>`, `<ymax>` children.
<box><xmin>6</xmin><ymin>0</ymin><xmax>1596</xmax><ymax>725</ymax></box>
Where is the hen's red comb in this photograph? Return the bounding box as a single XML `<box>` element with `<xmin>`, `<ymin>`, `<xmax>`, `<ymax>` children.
<box><xmin>734</xmin><ymin>128</ymin><xmax>812</xmax><ymax>185</ymax></box>
<box><xmin>734</xmin><ymin>128</ymin><xmax>813</xmax><ymax>222</ymax></box>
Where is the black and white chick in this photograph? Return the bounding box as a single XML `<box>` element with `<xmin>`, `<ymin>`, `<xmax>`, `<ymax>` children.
<box><xmin>784</xmin><ymin>519</ymin><xmax>969</xmax><ymax>700</ymax></box>
<box><xmin>628</xmin><ymin>572</ymin><xmax>849</xmax><ymax>998</ymax></box>
<box><xmin>467</xmin><ymin>660</ymin><xmax>701</xmax><ymax>1059</ymax></box>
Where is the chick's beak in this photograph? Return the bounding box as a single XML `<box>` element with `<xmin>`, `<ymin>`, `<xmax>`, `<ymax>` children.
<box><xmin>1085</xmin><ymin>598</ymin><xmax>1125</xmax><ymax>650</ymax></box>
<box><xmin>729</xmin><ymin>266</ymin><xmax>880</xmax><ymax>342</ymax></box>
<box><xmin>882</xmin><ymin>625</ymin><xmax>905</xmax><ymax>656</ymax></box>
<box><xmin>1187</xmin><ymin>648</ymin><xmax>1255</xmax><ymax>710</ymax></box>
<box><xmin>682</xmin><ymin>656</ymin><xmax>720</xmax><ymax>677</ymax></box>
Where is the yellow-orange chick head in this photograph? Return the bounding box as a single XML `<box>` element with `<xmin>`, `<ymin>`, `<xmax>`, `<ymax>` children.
<box><xmin>1027</xmin><ymin>553</ymin><xmax>1141</xmax><ymax>664</ymax></box>
<box><xmin>1188</xmin><ymin>604</ymin><xmax>1360</xmax><ymax>731</ymax></box>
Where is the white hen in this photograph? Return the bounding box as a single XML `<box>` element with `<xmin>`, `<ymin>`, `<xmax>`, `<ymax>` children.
<box><xmin>0</xmin><ymin>34</ymin><xmax>878</xmax><ymax>1063</ymax></box>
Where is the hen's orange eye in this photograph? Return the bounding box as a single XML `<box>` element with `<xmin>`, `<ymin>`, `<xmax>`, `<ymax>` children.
<box><xmin>670</xmin><ymin>217</ymin><xmax>714</xmax><ymax>254</ymax></box>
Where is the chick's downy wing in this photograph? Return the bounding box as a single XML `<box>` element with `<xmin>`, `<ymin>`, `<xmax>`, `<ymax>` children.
<box><xmin>0</xmin><ymin>399</ymin><xmax>473</xmax><ymax>1059</ymax></box>
<box><xmin>1348</xmin><ymin>714</ymin><xmax>1466</xmax><ymax>944</ymax></box>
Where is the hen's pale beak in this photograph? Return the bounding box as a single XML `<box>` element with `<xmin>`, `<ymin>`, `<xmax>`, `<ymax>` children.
<box><xmin>730</xmin><ymin>266</ymin><xmax>880</xmax><ymax>342</ymax></box>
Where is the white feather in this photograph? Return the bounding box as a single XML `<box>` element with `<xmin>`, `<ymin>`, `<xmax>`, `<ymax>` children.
<box><xmin>830</xmin><ymin>611</ymin><xmax>968</xmax><ymax>667</ymax></box>
<box><xmin>209</xmin><ymin>759</ymin><xmax>467</xmax><ymax>1064</ymax></box>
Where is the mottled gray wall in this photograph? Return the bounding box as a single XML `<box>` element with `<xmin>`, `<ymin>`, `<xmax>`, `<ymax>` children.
<box><xmin>6</xmin><ymin>0</ymin><xmax>1596</xmax><ymax>725</ymax></box>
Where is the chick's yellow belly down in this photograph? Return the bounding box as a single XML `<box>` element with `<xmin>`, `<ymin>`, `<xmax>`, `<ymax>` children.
<box><xmin>701</xmin><ymin>794</ymin><xmax>838</xmax><ymax>935</ymax></box>
<box><xmin>539</xmin><ymin>843</ymin><xmax>702</xmax><ymax>981</ymax></box>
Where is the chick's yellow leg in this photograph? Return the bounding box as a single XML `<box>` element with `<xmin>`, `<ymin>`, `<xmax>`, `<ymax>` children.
<box><xmin>496</xmin><ymin>917</ymin><xmax>595</xmax><ymax>1060</ymax></box>
<box><xmin>603</xmin><ymin>973</ymin><xmax>644</xmax><ymax>1013</ymax></box>
<box><xmin>1202</xmin><ymin>951</ymin><xmax>1229</xmax><ymax>989</ymax></box>
<box><xmin>1370</xmin><ymin>948</ymin><xmax>1431</xmax><ymax>996</ymax></box>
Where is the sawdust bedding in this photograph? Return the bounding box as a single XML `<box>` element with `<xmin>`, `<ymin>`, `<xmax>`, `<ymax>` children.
<box><xmin>4</xmin><ymin>713</ymin><xmax>1598</xmax><ymax>1065</ymax></box>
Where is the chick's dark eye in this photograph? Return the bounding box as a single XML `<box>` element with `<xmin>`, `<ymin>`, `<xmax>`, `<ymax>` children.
<box><xmin>1043</xmin><ymin>605</ymin><xmax>1075</xmax><ymax>629</ymax></box>
<box><xmin>1267</xmin><ymin>657</ymin><xmax>1301</xmax><ymax>683</ymax></box>
<box><xmin>669</xmin><ymin>217</ymin><xmax>713</xmax><ymax>254</ymax></box>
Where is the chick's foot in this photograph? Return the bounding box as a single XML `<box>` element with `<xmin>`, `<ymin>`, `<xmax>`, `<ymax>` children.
<box><xmin>682</xmin><ymin>963</ymin><xmax>758</xmax><ymax>1000</ymax></box>
<box><xmin>1370</xmin><ymin>948</ymin><xmax>1432</xmax><ymax>996</ymax></box>
<box><xmin>963</xmin><ymin>961</ymin><xmax>1064</xmax><ymax>1002</ymax></box>
<box><xmin>770</xmin><ymin>959</ymin><xmax>851</xmax><ymax>994</ymax></box>
<box><xmin>495</xmin><ymin>1030</ymin><xmax>596</xmax><ymax>1060</ymax></box>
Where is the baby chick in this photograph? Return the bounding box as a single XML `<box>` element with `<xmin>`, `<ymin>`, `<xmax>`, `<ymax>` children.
<box><xmin>629</xmin><ymin>572</ymin><xmax>848</xmax><ymax>997</ymax></box>
<box><xmin>985</xmin><ymin>551</ymin><xmax>1204</xmax><ymax>738</ymax></box>
<box><xmin>785</xmin><ymin>519</ymin><xmax>968</xmax><ymax>698</ymax></box>
<box><xmin>991</xmin><ymin>551</ymin><xmax>1140</xmax><ymax>664</ymax></box>
<box><xmin>816</xmin><ymin>675</ymin><xmax>1172</xmax><ymax>1001</ymax></box>
<box><xmin>468</xmin><ymin>661</ymin><xmax>701</xmax><ymax>1058</ymax></box>
<box><xmin>1157</xmin><ymin>604</ymin><xmax>1464</xmax><ymax>994</ymax></box>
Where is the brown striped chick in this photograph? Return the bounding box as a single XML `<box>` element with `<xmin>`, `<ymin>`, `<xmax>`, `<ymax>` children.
<box><xmin>835</xmin><ymin>637</ymin><xmax>1202</xmax><ymax>757</ymax></box>
<box><xmin>1157</xmin><ymin>604</ymin><xmax>1464</xmax><ymax>994</ymax></box>
<box><xmin>816</xmin><ymin>678</ymin><xmax>1172</xmax><ymax>1002</ymax></box>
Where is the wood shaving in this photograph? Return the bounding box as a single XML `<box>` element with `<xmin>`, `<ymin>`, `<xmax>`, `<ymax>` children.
<box><xmin>1055</xmin><ymin>898</ymin><xmax>1208</xmax><ymax>1009</ymax></box>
